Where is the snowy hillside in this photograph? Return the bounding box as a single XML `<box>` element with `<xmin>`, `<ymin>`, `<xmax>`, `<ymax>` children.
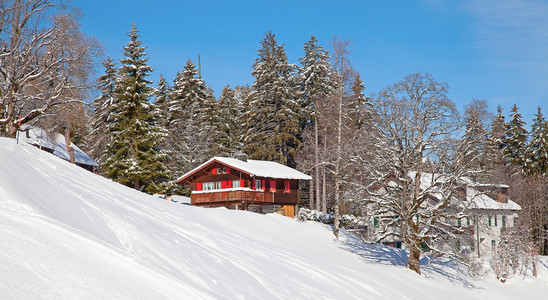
<box><xmin>0</xmin><ymin>137</ymin><xmax>547</xmax><ymax>299</ymax></box>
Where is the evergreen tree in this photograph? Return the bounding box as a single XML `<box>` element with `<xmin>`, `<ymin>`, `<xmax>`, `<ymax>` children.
<box><xmin>164</xmin><ymin>59</ymin><xmax>213</xmax><ymax>175</ymax></box>
<box><xmin>103</xmin><ymin>24</ymin><xmax>168</xmax><ymax>193</ymax></box>
<box><xmin>297</xmin><ymin>35</ymin><xmax>339</xmax><ymax>130</ymax></box>
<box><xmin>503</xmin><ymin>104</ymin><xmax>528</xmax><ymax>169</ymax></box>
<box><xmin>154</xmin><ymin>75</ymin><xmax>170</xmax><ymax>128</ymax></box>
<box><xmin>216</xmin><ymin>85</ymin><xmax>244</xmax><ymax>155</ymax></box>
<box><xmin>86</xmin><ymin>57</ymin><xmax>117</xmax><ymax>172</ymax></box>
<box><xmin>244</xmin><ymin>31</ymin><xmax>300</xmax><ymax>166</ymax></box>
<box><xmin>527</xmin><ymin>107</ymin><xmax>548</xmax><ymax>176</ymax></box>
<box><xmin>460</xmin><ymin>100</ymin><xmax>491</xmax><ymax>179</ymax></box>
<box><xmin>346</xmin><ymin>72</ymin><xmax>372</xmax><ymax>129</ymax></box>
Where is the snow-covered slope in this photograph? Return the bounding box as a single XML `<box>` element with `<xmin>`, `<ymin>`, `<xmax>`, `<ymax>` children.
<box><xmin>0</xmin><ymin>137</ymin><xmax>547</xmax><ymax>299</ymax></box>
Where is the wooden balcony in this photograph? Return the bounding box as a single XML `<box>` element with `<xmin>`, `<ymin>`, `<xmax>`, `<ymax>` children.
<box><xmin>191</xmin><ymin>189</ymin><xmax>274</xmax><ymax>206</ymax></box>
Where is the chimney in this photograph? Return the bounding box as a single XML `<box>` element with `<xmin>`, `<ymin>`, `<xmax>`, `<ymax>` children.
<box><xmin>234</xmin><ymin>150</ymin><xmax>248</xmax><ymax>162</ymax></box>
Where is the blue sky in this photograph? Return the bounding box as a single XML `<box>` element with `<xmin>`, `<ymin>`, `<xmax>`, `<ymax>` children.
<box><xmin>73</xmin><ymin>0</ymin><xmax>548</xmax><ymax>125</ymax></box>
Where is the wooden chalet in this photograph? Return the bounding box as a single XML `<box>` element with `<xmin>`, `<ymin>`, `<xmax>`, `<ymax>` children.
<box><xmin>177</xmin><ymin>155</ymin><xmax>311</xmax><ymax>218</ymax></box>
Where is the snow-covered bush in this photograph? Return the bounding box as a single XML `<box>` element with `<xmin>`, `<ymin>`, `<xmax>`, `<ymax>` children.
<box><xmin>297</xmin><ymin>208</ymin><xmax>366</xmax><ymax>229</ymax></box>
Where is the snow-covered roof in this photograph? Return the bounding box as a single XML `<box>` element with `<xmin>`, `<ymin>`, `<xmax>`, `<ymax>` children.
<box><xmin>465</xmin><ymin>187</ymin><xmax>521</xmax><ymax>211</ymax></box>
<box><xmin>408</xmin><ymin>171</ymin><xmax>520</xmax><ymax>211</ymax></box>
<box><xmin>178</xmin><ymin>156</ymin><xmax>312</xmax><ymax>182</ymax></box>
<box><xmin>18</xmin><ymin>127</ymin><xmax>98</xmax><ymax>167</ymax></box>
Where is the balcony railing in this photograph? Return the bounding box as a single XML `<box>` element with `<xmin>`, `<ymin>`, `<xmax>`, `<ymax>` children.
<box><xmin>192</xmin><ymin>189</ymin><xmax>274</xmax><ymax>205</ymax></box>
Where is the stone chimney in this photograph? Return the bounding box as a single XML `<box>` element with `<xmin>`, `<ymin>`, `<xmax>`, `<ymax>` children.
<box><xmin>234</xmin><ymin>150</ymin><xmax>248</xmax><ymax>162</ymax></box>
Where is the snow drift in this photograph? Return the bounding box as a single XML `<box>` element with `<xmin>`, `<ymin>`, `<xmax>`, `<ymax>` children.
<box><xmin>0</xmin><ymin>137</ymin><xmax>547</xmax><ymax>299</ymax></box>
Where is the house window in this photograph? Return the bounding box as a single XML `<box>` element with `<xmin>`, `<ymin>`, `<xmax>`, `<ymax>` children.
<box><xmin>284</xmin><ymin>181</ymin><xmax>290</xmax><ymax>193</ymax></box>
<box><xmin>233</xmin><ymin>180</ymin><xmax>241</xmax><ymax>188</ymax></box>
<box><xmin>489</xmin><ymin>215</ymin><xmax>492</xmax><ymax>226</ymax></box>
<box><xmin>502</xmin><ymin>215</ymin><xmax>506</xmax><ymax>227</ymax></box>
<box><xmin>470</xmin><ymin>240</ymin><xmax>475</xmax><ymax>252</ymax></box>
<box><xmin>494</xmin><ymin>215</ymin><xmax>498</xmax><ymax>227</ymax></box>
<box><xmin>203</xmin><ymin>182</ymin><xmax>215</xmax><ymax>191</ymax></box>
<box><xmin>255</xmin><ymin>179</ymin><xmax>262</xmax><ymax>190</ymax></box>
<box><xmin>466</xmin><ymin>217</ymin><xmax>470</xmax><ymax>226</ymax></box>
<box><xmin>457</xmin><ymin>219</ymin><xmax>461</xmax><ymax>227</ymax></box>
<box><xmin>373</xmin><ymin>217</ymin><xmax>379</xmax><ymax>228</ymax></box>
<box><xmin>215</xmin><ymin>181</ymin><xmax>222</xmax><ymax>189</ymax></box>
<box><xmin>491</xmin><ymin>240</ymin><xmax>496</xmax><ymax>249</ymax></box>
<box><xmin>473</xmin><ymin>215</ymin><xmax>477</xmax><ymax>225</ymax></box>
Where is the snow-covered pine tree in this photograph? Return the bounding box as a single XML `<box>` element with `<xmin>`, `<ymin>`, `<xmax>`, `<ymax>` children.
<box><xmin>103</xmin><ymin>23</ymin><xmax>169</xmax><ymax>193</ymax></box>
<box><xmin>483</xmin><ymin>105</ymin><xmax>508</xmax><ymax>182</ymax></box>
<box><xmin>154</xmin><ymin>75</ymin><xmax>170</xmax><ymax>128</ymax></box>
<box><xmin>216</xmin><ymin>85</ymin><xmax>244</xmax><ymax>156</ymax></box>
<box><xmin>86</xmin><ymin>57</ymin><xmax>117</xmax><ymax>172</ymax></box>
<box><xmin>244</xmin><ymin>31</ymin><xmax>300</xmax><ymax>167</ymax></box>
<box><xmin>459</xmin><ymin>100</ymin><xmax>492</xmax><ymax>180</ymax></box>
<box><xmin>164</xmin><ymin>59</ymin><xmax>213</xmax><ymax>176</ymax></box>
<box><xmin>526</xmin><ymin>107</ymin><xmax>548</xmax><ymax>176</ymax></box>
<box><xmin>503</xmin><ymin>104</ymin><xmax>528</xmax><ymax>170</ymax></box>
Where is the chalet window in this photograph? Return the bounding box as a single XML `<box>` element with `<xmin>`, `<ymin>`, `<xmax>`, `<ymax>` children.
<box><xmin>270</xmin><ymin>180</ymin><xmax>276</xmax><ymax>192</ymax></box>
<box><xmin>203</xmin><ymin>182</ymin><xmax>215</xmax><ymax>191</ymax></box>
<box><xmin>502</xmin><ymin>215</ymin><xmax>506</xmax><ymax>227</ymax></box>
<box><xmin>494</xmin><ymin>215</ymin><xmax>498</xmax><ymax>227</ymax></box>
<box><xmin>284</xmin><ymin>180</ymin><xmax>290</xmax><ymax>193</ymax></box>
<box><xmin>473</xmin><ymin>215</ymin><xmax>477</xmax><ymax>225</ymax></box>
<box><xmin>232</xmin><ymin>180</ymin><xmax>240</xmax><ymax>188</ymax></box>
<box><xmin>254</xmin><ymin>179</ymin><xmax>262</xmax><ymax>190</ymax></box>
<box><xmin>215</xmin><ymin>181</ymin><xmax>222</xmax><ymax>189</ymax></box>
<box><xmin>491</xmin><ymin>240</ymin><xmax>496</xmax><ymax>249</ymax></box>
<box><xmin>457</xmin><ymin>218</ymin><xmax>461</xmax><ymax>227</ymax></box>
<box><xmin>373</xmin><ymin>217</ymin><xmax>379</xmax><ymax>228</ymax></box>
<box><xmin>489</xmin><ymin>215</ymin><xmax>492</xmax><ymax>226</ymax></box>
<box><xmin>466</xmin><ymin>217</ymin><xmax>470</xmax><ymax>226</ymax></box>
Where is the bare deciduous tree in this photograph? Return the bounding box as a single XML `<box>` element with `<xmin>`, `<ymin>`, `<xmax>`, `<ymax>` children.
<box><xmin>365</xmin><ymin>73</ymin><xmax>464</xmax><ymax>275</ymax></box>
<box><xmin>0</xmin><ymin>0</ymin><xmax>101</xmax><ymax>138</ymax></box>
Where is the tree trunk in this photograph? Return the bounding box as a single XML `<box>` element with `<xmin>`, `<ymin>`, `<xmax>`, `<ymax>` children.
<box><xmin>134</xmin><ymin>179</ymin><xmax>140</xmax><ymax>190</ymax></box>
<box><xmin>408</xmin><ymin>244</ymin><xmax>422</xmax><ymax>275</ymax></box>
<box><xmin>314</xmin><ymin>117</ymin><xmax>320</xmax><ymax>211</ymax></box>
<box><xmin>333</xmin><ymin>91</ymin><xmax>343</xmax><ymax>239</ymax></box>
<box><xmin>65</xmin><ymin>123</ymin><xmax>76</xmax><ymax>164</ymax></box>
<box><xmin>322</xmin><ymin>128</ymin><xmax>327</xmax><ymax>213</ymax></box>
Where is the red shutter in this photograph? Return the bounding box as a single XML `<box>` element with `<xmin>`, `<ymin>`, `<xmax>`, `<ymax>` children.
<box><xmin>221</xmin><ymin>181</ymin><xmax>228</xmax><ymax>189</ymax></box>
<box><xmin>228</xmin><ymin>180</ymin><xmax>233</xmax><ymax>188</ymax></box>
<box><xmin>212</xmin><ymin>168</ymin><xmax>217</xmax><ymax>175</ymax></box>
<box><xmin>196</xmin><ymin>183</ymin><xmax>202</xmax><ymax>191</ymax></box>
<box><xmin>284</xmin><ymin>181</ymin><xmax>290</xmax><ymax>193</ymax></box>
<box><xmin>270</xmin><ymin>180</ymin><xmax>276</xmax><ymax>192</ymax></box>
<box><xmin>240</xmin><ymin>179</ymin><xmax>245</xmax><ymax>188</ymax></box>
<box><xmin>252</xmin><ymin>179</ymin><xmax>256</xmax><ymax>190</ymax></box>
<box><xmin>226</xmin><ymin>167</ymin><xmax>231</xmax><ymax>174</ymax></box>
<box><xmin>261</xmin><ymin>180</ymin><xmax>265</xmax><ymax>191</ymax></box>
